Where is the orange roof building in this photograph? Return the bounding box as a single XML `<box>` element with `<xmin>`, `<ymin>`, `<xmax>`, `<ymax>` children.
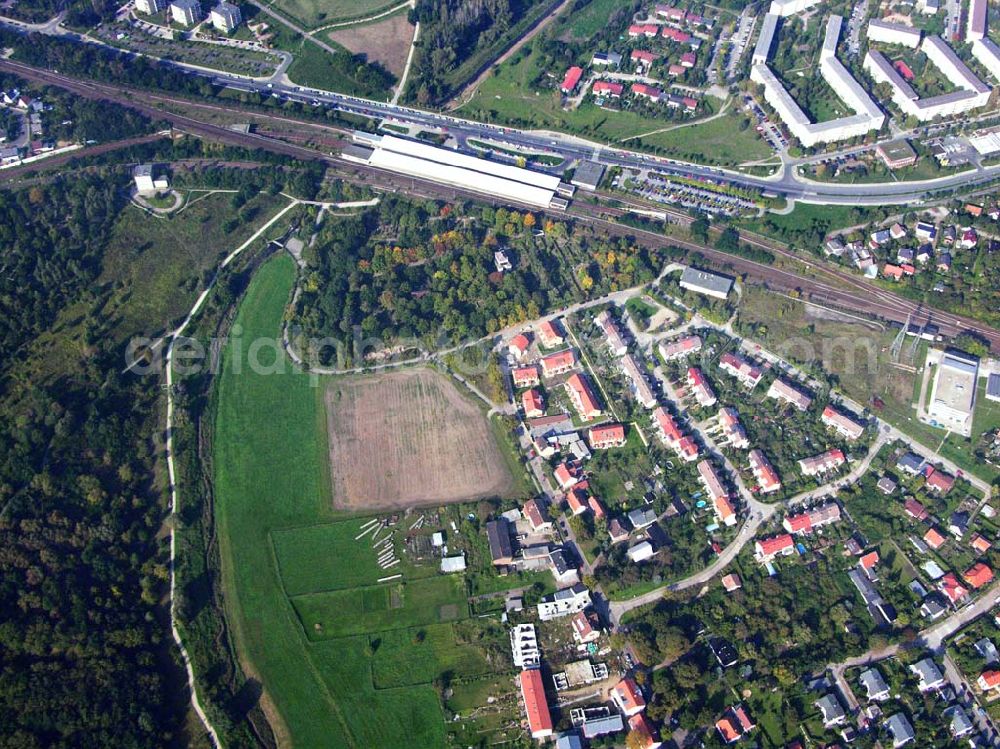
<box><xmin>924</xmin><ymin>527</ymin><xmax>947</xmax><ymax>550</ymax></box>
<box><xmin>755</xmin><ymin>533</ymin><xmax>794</xmax><ymax>561</ymax></box>
<box><xmin>611</xmin><ymin>677</ymin><xmax>646</xmax><ymax>716</ymax></box>
<box><xmin>537</xmin><ymin>319</ymin><xmax>564</xmax><ymax>348</ymax></box>
<box><xmin>979</xmin><ymin>670</ymin><xmax>1000</xmax><ymax>691</ymax></box>
<box><xmin>565</xmin><ymin>372</ymin><xmax>602</xmax><ymax>421</ymax></box>
<box><xmin>971</xmin><ymin>533</ymin><xmax>993</xmax><ymax>555</ymax></box>
<box><xmin>627</xmin><ymin>714</ymin><xmax>662</xmax><ymax>749</ymax></box>
<box><xmin>567</xmin><ymin>487</ymin><xmax>589</xmax><ymax>515</ymax></box>
<box><xmin>940</xmin><ymin>572</ymin><xmax>969</xmax><ymax>604</ymax></box>
<box><xmin>964</xmin><ymin>562</ymin><xmax>994</xmax><ymax>589</ymax></box>
<box><xmin>553</xmin><ymin>462</ymin><xmax>580</xmax><ymax>490</ymax></box>
<box><xmin>512</xmin><ymin>365</ymin><xmax>540</xmax><ymax>388</ymax></box>
<box><xmin>540</xmin><ymin>349</ymin><xmax>576</xmax><ymax>377</ymax></box>
<box><xmin>509</xmin><ymin>333</ymin><xmax>531</xmax><ymax>359</ymax></box>
<box><xmin>589</xmin><ymin>423</ymin><xmax>626</xmax><ymax>449</ymax></box>
<box><xmin>518</xmin><ymin>669</ymin><xmax>553</xmax><ymax>738</ymax></box>
<box><xmin>521</xmin><ymin>388</ymin><xmax>544</xmax><ymax>418</ymax></box>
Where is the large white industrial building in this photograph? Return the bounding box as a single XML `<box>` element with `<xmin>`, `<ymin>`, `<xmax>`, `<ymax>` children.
<box><xmin>864</xmin><ymin>35</ymin><xmax>991</xmax><ymax>121</ymax></box>
<box><xmin>972</xmin><ymin>38</ymin><xmax>1000</xmax><ymax>82</ymax></box>
<box><xmin>866</xmin><ymin>19</ymin><xmax>922</xmax><ymax>48</ymax></box>
<box><xmin>750</xmin><ymin>15</ymin><xmax>884</xmax><ymax>147</ymax></box>
<box><xmin>768</xmin><ymin>0</ymin><xmax>822</xmax><ymax>17</ymax></box>
<box><xmin>341</xmin><ymin>133</ymin><xmax>573</xmax><ymax>209</ymax></box>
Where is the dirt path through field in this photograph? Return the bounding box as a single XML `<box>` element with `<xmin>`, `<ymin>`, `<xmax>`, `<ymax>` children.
<box><xmin>325</xmin><ymin>368</ymin><xmax>515</xmax><ymax>509</ymax></box>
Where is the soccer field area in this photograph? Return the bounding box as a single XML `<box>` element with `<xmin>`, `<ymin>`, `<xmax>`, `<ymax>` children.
<box><xmin>212</xmin><ymin>256</ymin><xmax>522</xmax><ymax>747</ymax></box>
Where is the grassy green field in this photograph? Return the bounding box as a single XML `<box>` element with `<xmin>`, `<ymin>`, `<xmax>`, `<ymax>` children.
<box><xmin>460</xmin><ymin>46</ymin><xmax>768</xmax><ymax>166</ymax></box>
<box><xmin>99</xmin><ymin>192</ymin><xmax>289</xmax><ymax>342</ymax></box>
<box><xmin>371</xmin><ymin>623</ymin><xmax>494</xmax><ymax>688</ymax></box>
<box><xmin>213</xmin><ymin>255</ymin><xmax>446</xmax><ymax>748</ymax></box>
<box><xmin>264</xmin><ymin>0</ymin><xmax>398</xmax><ymax>29</ymax></box>
<box><xmin>291</xmin><ymin>575</ymin><xmax>468</xmax><ymax>638</ymax></box>
<box><xmin>271</xmin><ymin>519</ymin><xmax>388</xmax><ymax>595</ymax></box>
<box><xmin>562</xmin><ymin>0</ymin><xmax>624</xmax><ymax>39</ymax></box>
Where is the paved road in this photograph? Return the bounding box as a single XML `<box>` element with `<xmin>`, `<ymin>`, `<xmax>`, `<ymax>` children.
<box><xmin>7</xmin><ymin>9</ymin><xmax>997</xmax><ymax>206</ymax></box>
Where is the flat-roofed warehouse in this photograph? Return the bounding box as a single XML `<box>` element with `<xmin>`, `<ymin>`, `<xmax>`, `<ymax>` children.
<box><xmin>342</xmin><ymin>133</ymin><xmax>571</xmax><ymax>209</ymax></box>
<box><xmin>927</xmin><ymin>349</ymin><xmax>979</xmax><ymax>436</ymax></box>
<box><xmin>679</xmin><ymin>266</ymin><xmax>734</xmax><ymax>299</ymax></box>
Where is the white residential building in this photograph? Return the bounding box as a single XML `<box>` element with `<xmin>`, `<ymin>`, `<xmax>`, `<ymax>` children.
<box><xmin>135</xmin><ymin>0</ymin><xmax>166</xmax><ymax>13</ymax></box>
<box><xmin>867</xmin><ymin>19</ymin><xmax>922</xmax><ymax>48</ymax></box>
<box><xmin>170</xmin><ymin>0</ymin><xmax>203</xmax><ymax>25</ymax></box>
<box><xmin>972</xmin><ymin>38</ymin><xmax>1000</xmax><ymax>82</ymax></box>
<box><xmin>537</xmin><ymin>584</ymin><xmax>591</xmax><ymax>621</ymax></box>
<box><xmin>510</xmin><ymin>624</ymin><xmax>541</xmax><ymax>669</ymax></box>
<box><xmin>768</xmin><ymin>0</ymin><xmax>821</xmax><ymax>16</ymax></box>
<box><xmin>210</xmin><ymin>1</ymin><xmax>242</xmax><ymax>33</ymax></box>
<box><xmin>750</xmin><ymin>16</ymin><xmax>884</xmax><ymax>147</ymax></box>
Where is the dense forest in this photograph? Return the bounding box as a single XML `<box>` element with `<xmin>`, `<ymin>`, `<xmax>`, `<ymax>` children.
<box><xmin>293</xmin><ymin>197</ymin><xmax>664</xmax><ymax>365</ymax></box>
<box><xmin>407</xmin><ymin>0</ymin><xmax>549</xmax><ymax>103</ymax></box>
<box><xmin>0</xmin><ymin>173</ymin><xmax>183</xmax><ymax>745</ymax></box>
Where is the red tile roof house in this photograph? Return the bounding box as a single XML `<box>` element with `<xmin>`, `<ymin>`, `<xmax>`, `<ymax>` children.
<box><xmin>631</xmin><ymin>83</ymin><xmax>664</xmax><ymax>102</ymax></box>
<box><xmin>571</xmin><ymin>609</ymin><xmax>601</xmax><ymax>643</ymax></box>
<box><xmin>715</xmin><ymin>705</ymin><xmax>755</xmax><ymax>744</ymax></box>
<box><xmin>939</xmin><ymin>572</ymin><xmax>969</xmax><ymax>605</ymax></box>
<box><xmin>560</xmin><ymin>66</ymin><xmax>584</xmax><ymax>94</ymax></box>
<box><xmin>924</xmin><ymin>526</ymin><xmax>947</xmax><ymax>550</ymax></box>
<box><xmin>964</xmin><ymin>562</ymin><xmax>994</xmax><ymax>589</ymax></box>
<box><xmin>755</xmin><ymin>533</ymin><xmax>795</xmax><ymax>561</ymax></box>
<box><xmin>612</xmin><ymin>677</ymin><xmax>646</xmax><ymax>716</ymax></box>
<box><xmin>882</xmin><ymin>263</ymin><xmax>905</xmax><ymax>280</ymax></box>
<box><xmin>979</xmin><ymin>670</ymin><xmax>1000</xmax><ymax>692</ymax></box>
<box><xmin>589</xmin><ymin>423</ymin><xmax>626</xmax><ymax>449</ymax></box>
<box><xmin>627</xmin><ymin>713</ymin><xmax>662</xmax><ymax>749</ymax></box>
<box><xmin>860</xmin><ymin>551</ymin><xmax>880</xmax><ymax>574</ymax></box>
<box><xmin>668</xmin><ymin>63</ymin><xmax>686</xmax><ymax>77</ymax></box>
<box><xmin>537</xmin><ymin>319</ymin><xmax>565</xmax><ymax>348</ymax></box>
<box><xmin>509</xmin><ymin>332</ymin><xmax>531</xmax><ymax>359</ymax></box>
<box><xmin>512</xmin><ymin>365</ymin><xmax>540</xmax><ymax>388</ymax></box>
<box><xmin>518</xmin><ymin>669</ymin><xmax>553</xmax><ymax>738</ymax></box>
<box><xmin>924</xmin><ymin>467</ymin><xmax>955</xmax><ymax>494</ymax></box>
<box><xmin>822</xmin><ymin>405</ymin><xmax>865</xmax><ymax>440</ymax></box>
<box><xmin>719</xmin><ymin>352</ymin><xmax>764</xmax><ymax>389</ymax></box>
<box><xmin>539</xmin><ymin>349</ymin><xmax>576</xmax><ymax>377</ymax></box>
<box><xmin>567</xmin><ymin>487</ymin><xmax>590</xmax><ymax>515</ymax></box>
<box><xmin>782</xmin><ymin>503</ymin><xmax>841</xmax><ymax>534</ymax></box>
<box><xmin>722</xmin><ymin>573</ymin><xmax>742</xmax><ymax>592</ymax></box>
<box><xmin>521</xmin><ymin>388</ymin><xmax>544</xmax><ymax>418</ymax></box>
<box><xmin>686</xmin><ymin>367</ymin><xmax>717</xmax><ymax>407</ymax></box>
<box><xmin>565</xmin><ymin>372</ymin><xmax>602</xmax><ymax>421</ymax></box>
<box><xmin>654</xmin><ymin>407</ymin><xmax>700</xmax><ymax>461</ymax></box>
<box><xmin>553</xmin><ymin>461</ymin><xmax>581</xmax><ymax>490</ymax></box>
<box><xmin>680</xmin><ymin>51</ymin><xmax>697</xmax><ymax>67</ymax></box>
<box><xmin>523</xmin><ymin>498</ymin><xmax>552</xmax><ymax>532</ymax></box>
<box><xmin>589</xmin><ymin>495</ymin><xmax>606</xmax><ymax>520</ymax></box>
<box><xmin>798</xmin><ymin>448</ymin><xmax>846</xmax><ymax>477</ymax></box>
<box><xmin>971</xmin><ymin>533</ymin><xmax>993</xmax><ymax>554</ymax></box>
<box><xmin>749</xmin><ymin>449</ymin><xmax>782</xmax><ymax>494</ymax></box>
<box><xmin>631</xmin><ymin>49</ymin><xmax>659</xmax><ymax>66</ymax></box>
<box><xmin>593</xmin><ymin>80</ymin><xmax>624</xmax><ymax>97</ymax></box>
<box><xmin>628</xmin><ymin>23</ymin><xmax>660</xmax><ymax>37</ymax></box>
<box><xmin>662</xmin><ymin>26</ymin><xmax>690</xmax><ymax>42</ymax></box>
<box><xmin>718</xmin><ymin>407</ymin><xmax>750</xmax><ymax>449</ymax></box>
<box><xmin>904</xmin><ymin>498</ymin><xmax>929</xmax><ymax>521</ymax></box>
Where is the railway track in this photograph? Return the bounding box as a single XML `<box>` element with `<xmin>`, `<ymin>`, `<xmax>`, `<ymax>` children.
<box><xmin>3</xmin><ymin>58</ymin><xmax>998</xmax><ymax>348</ymax></box>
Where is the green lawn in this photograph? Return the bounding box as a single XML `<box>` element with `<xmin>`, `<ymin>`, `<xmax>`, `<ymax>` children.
<box><xmin>563</xmin><ymin>0</ymin><xmax>625</xmax><ymax>39</ymax></box>
<box><xmin>460</xmin><ymin>46</ymin><xmax>768</xmax><ymax>166</ymax></box>
<box><xmin>263</xmin><ymin>0</ymin><xmax>399</xmax><ymax>29</ymax></box>
<box><xmin>212</xmin><ymin>255</ymin><xmax>446</xmax><ymax>748</ymax></box>
<box><xmin>291</xmin><ymin>575</ymin><xmax>468</xmax><ymax>639</ymax></box>
<box><xmin>370</xmin><ymin>623</ymin><xmax>494</xmax><ymax>688</ymax></box>
<box><xmin>271</xmin><ymin>518</ymin><xmax>386</xmax><ymax>595</ymax></box>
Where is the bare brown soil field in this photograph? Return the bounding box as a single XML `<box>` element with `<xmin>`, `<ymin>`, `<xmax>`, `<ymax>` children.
<box><xmin>325</xmin><ymin>368</ymin><xmax>514</xmax><ymax>509</ymax></box>
<box><xmin>327</xmin><ymin>13</ymin><xmax>415</xmax><ymax>78</ymax></box>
